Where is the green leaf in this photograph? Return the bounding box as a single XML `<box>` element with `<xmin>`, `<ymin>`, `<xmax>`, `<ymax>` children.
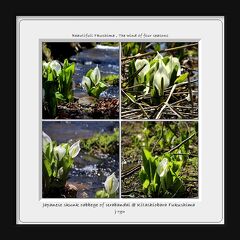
<box><xmin>139</xmin><ymin>167</ymin><xmax>148</xmax><ymax>183</ymax></box>
<box><xmin>170</xmin><ymin>65</ymin><xmax>178</xmax><ymax>85</ymax></box>
<box><xmin>44</xmin><ymin>143</ymin><xmax>52</xmax><ymax>160</ymax></box>
<box><xmin>86</xmin><ymin>69</ymin><xmax>93</xmax><ymax>78</ymax></box>
<box><xmin>67</xmin><ymin>93</ymin><xmax>74</xmax><ymax>102</ymax></box>
<box><xmin>158</xmin><ymin>139</ymin><xmax>165</xmax><ymax>149</ymax></box>
<box><xmin>165</xmin><ymin>170</ymin><xmax>173</xmax><ymax>189</ymax></box>
<box><xmin>165</xmin><ymin>130</ymin><xmax>174</xmax><ymax>144</ymax></box>
<box><xmin>172</xmin><ymin>160</ymin><xmax>183</xmax><ymax>173</ymax></box>
<box><xmin>63</xmin><ymin>59</ymin><xmax>69</xmax><ymax>69</ymax></box>
<box><xmin>43</xmin><ymin>159</ymin><xmax>52</xmax><ymax>178</ymax></box>
<box><xmin>102</xmin><ymin>74</ymin><xmax>119</xmax><ymax>85</ymax></box>
<box><xmin>55</xmin><ymin>92</ymin><xmax>65</xmax><ymax>100</ymax></box>
<box><xmin>174</xmin><ymin>72</ymin><xmax>189</xmax><ymax>84</ymax></box>
<box><xmin>143</xmin><ymin>179</ymin><xmax>150</xmax><ymax>189</ymax></box>
<box><xmin>47</xmin><ymin>71</ymin><xmax>54</xmax><ymax>81</ymax></box>
<box><xmin>154</xmin><ymin>171</ymin><xmax>160</xmax><ymax>186</ymax></box>
<box><xmin>95</xmin><ymin>189</ymin><xmax>109</xmax><ymax>198</ymax></box>
<box><xmin>150</xmin><ymin>156</ymin><xmax>157</xmax><ymax>180</ymax></box>
<box><xmin>153</xmin><ymin>43</ymin><xmax>161</xmax><ymax>52</ymax></box>
<box><xmin>149</xmin><ymin>59</ymin><xmax>159</xmax><ymax>67</ymax></box>
<box><xmin>150</xmin><ymin>181</ymin><xmax>158</xmax><ymax>193</ymax></box>
<box><xmin>66</xmin><ymin>62</ymin><xmax>75</xmax><ymax>76</ymax></box>
<box><xmin>148</xmin><ymin>136</ymin><xmax>156</xmax><ymax>148</ymax></box>
<box><xmin>89</xmin><ymin>83</ymin><xmax>107</xmax><ymax>98</ymax></box>
<box><xmin>142</xmin><ymin>148</ymin><xmax>152</xmax><ymax>178</ymax></box>
<box><xmin>162</xmin><ymin>56</ymin><xmax>169</xmax><ymax>65</ymax></box>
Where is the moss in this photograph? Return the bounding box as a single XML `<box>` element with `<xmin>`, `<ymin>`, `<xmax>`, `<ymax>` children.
<box><xmin>81</xmin><ymin>128</ymin><xmax>119</xmax><ymax>155</ymax></box>
<box><xmin>102</xmin><ymin>74</ymin><xmax>119</xmax><ymax>85</ymax></box>
<box><xmin>98</xmin><ymin>42</ymin><xmax>119</xmax><ymax>47</ymax></box>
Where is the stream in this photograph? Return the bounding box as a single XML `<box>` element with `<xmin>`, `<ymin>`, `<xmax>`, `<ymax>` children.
<box><xmin>70</xmin><ymin>44</ymin><xmax>119</xmax><ymax>99</ymax></box>
<box><xmin>42</xmin><ymin>121</ymin><xmax>119</xmax><ymax>198</ymax></box>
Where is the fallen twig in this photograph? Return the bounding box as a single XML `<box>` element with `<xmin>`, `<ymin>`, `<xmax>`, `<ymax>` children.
<box><xmin>122</xmin><ymin>90</ymin><xmax>149</xmax><ymax>119</ymax></box>
<box><xmin>168</xmin><ymin>133</ymin><xmax>196</xmax><ymax>153</ymax></box>
<box><xmin>155</xmin><ymin>84</ymin><xmax>177</xmax><ymax>119</ymax></box>
<box><xmin>122</xmin><ymin>43</ymin><xmax>198</xmax><ymax>61</ymax></box>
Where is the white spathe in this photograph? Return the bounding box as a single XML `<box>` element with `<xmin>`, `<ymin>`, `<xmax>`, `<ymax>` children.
<box><xmin>82</xmin><ymin>76</ymin><xmax>91</xmax><ymax>89</ymax></box>
<box><xmin>49</xmin><ymin>60</ymin><xmax>62</xmax><ymax>76</ymax></box>
<box><xmin>153</xmin><ymin>60</ymin><xmax>170</xmax><ymax>96</ymax></box>
<box><xmin>104</xmin><ymin>173</ymin><xmax>119</xmax><ymax>195</ymax></box>
<box><xmin>42</xmin><ymin>61</ymin><xmax>49</xmax><ymax>69</ymax></box>
<box><xmin>157</xmin><ymin>158</ymin><xmax>169</xmax><ymax>177</ymax></box>
<box><xmin>135</xmin><ymin>59</ymin><xmax>150</xmax><ymax>79</ymax></box>
<box><xmin>69</xmin><ymin>140</ymin><xmax>81</xmax><ymax>158</ymax></box>
<box><xmin>42</xmin><ymin>131</ymin><xmax>52</xmax><ymax>153</ymax></box>
<box><xmin>154</xmin><ymin>52</ymin><xmax>164</xmax><ymax>60</ymax></box>
<box><xmin>90</xmin><ymin>65</ymin><xmax>101</xmax><ymax>85</ymax></box>
<box><xmin>143</xmin><ymin>59</ymin><xmax>159</xmax><ymax>95</ymax></box>
<box><xmin>54</xmin><ymin>145</ymin><xmax>66</xmax><ymax>161</ymax></box>
<box><xmin>166</xmin><ymin>56</ymin><xmax>181</xmax><ymax>77</ymax></box>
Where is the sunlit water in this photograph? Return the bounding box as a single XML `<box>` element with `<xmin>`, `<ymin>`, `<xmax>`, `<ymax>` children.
<box><xmin>42</xmin><ymin>121</ymin><xmax>119</xmax><ymax>198</ymax></box>
<box><xmin>70</xmin><ymin>45</ymin><xmax>119</xmax><ymax>99</ymax></box>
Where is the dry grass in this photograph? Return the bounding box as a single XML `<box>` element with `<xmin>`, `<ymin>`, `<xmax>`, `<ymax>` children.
<box><xmin>121</xmin><ymin>45</ymin><xmax>198</xmax><ymax>120</ymax></box>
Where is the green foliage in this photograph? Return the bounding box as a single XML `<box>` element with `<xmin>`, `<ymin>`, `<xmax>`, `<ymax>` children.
<box><xmin>153</xmin><ymin>43</ymin><xmax>161</xmax><ymax>52</ymax></box>
<box><xmin>42</xmin><ymin>140</ymin><xmax>80</xmax><ymax>196</ymax></box>
<box><xmin>122</xmin><ymin>44</ymin><xmax>198</xmax><ymax>108</ymax></box>
<box><xmin>123</xmin><ymin>53</ymin><xmax>188</xmax><ymax>105</ymax></box>
<box><xmin>136</xmin><ymin>122</ymin><xmax>198</xmax><ymax>197</ymax></box>
<box><xmin>122</xmin><ymin>42</ymin><xmax>141</xmax><ymax>56</ymax></box>
<box><xmin>122</xmin><ymin>121</ymin><xmax>198</xmax><ymax>198</ymax></box>
<box><xmin>139</xmin><ymin>149</ymin><xmax>185</xmax><ymax>197</ymax></box>
<box><xmin>95</xmin><ymin>189</ymin><xmax>110</xmax><ymax>198</ymax></box>
<box><xmin>82</xmin><ymin>66</ymin><xmax>108</xmax><ymax>98</ymax></box>
<box><xmin>42</xmin><ymin>59</ymin><xmax>75</xmax><ymax>118</ymax></box>
<box><xmin>174</xmin><ymin>72</ymin><xmax>189</xmax><ymax>84</ymax></box>
<box><xmin>102</xmin><ymin>74</ymin><xmax>119</xmax><ymax>85</ymax></box>
<box><xmin>58</xmin><ymin>59</ymin><xmax>75</xmax><ymax>102</ymax></box>
<box><xmin>81</xmin><ymin>128</ymin><xmax>119</xmax><ymax>154</ymax></box>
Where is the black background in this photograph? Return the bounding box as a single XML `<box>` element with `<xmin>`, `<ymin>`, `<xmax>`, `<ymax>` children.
<box><xmin>3</xmin><ymin>0</ymin><xmax>236</xmax><ymax>236</ymax></box>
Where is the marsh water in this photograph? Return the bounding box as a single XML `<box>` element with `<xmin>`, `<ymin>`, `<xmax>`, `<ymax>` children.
<box><xmin>70</xmin><ymin>45</ymin><xmax>119</xmax><ymax>99</ymax></box>
<box><xmin>42</xmin><ymin>121</ymin><xmax>119</xmax><ymax>198</ymax></box>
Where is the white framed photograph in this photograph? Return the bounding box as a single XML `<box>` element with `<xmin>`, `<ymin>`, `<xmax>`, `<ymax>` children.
<box><xmin>16</xmin><ymin>16</ymin><xmax>224</xmax><ymax>224</ymax></box>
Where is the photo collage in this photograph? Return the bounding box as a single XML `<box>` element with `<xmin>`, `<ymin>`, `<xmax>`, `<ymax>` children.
<box><xmin>42</xmin><ymin>42</ymin><xmax>198</xmax><ymax>199</ymax></box>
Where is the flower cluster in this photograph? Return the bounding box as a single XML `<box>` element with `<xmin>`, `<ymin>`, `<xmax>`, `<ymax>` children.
<box><xmin>82</xmin><ymin>65</ymin><xmax>107</xmax><ymax>98</ymax></box>
<box><xmin>134</xmin><ymin>52</ymin><xmax>183</xmax><ymax>96</ymax></box>
<box><xmin>42</xmin><ymin>59</ymin><xmax>75</xmax><ymax>117</ymax></box>
<box><xmin>42</xmin><ymin>132</ymin><xmax>80</xmax><ymax>193</ymax></box>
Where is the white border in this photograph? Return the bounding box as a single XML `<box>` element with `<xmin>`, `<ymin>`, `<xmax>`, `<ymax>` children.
<box><xmin>17</xmin><ymin>16</ymin><xmax>224</xmax><ymax>224</ymax></box>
